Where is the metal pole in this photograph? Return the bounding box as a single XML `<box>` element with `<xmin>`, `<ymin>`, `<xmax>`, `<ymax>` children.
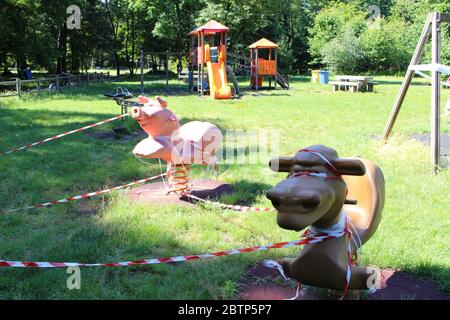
<box><xmin>140</xmin><ymin>47</ymin><xmax>144</xmax><ymax>94</ymax></box>
<box><xmin>431</xmin><ymin>12</ymin><xmax>441</xmax><ymax>173</ymax></box>
<box><xmin>166</xmin><ymin>50</ymin><xmax>169</xmax><ymax>91</ymax></box>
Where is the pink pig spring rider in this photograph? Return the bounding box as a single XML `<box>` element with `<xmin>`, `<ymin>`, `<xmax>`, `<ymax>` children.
<box><xmin>131</xmin><ymin>96</ymin><xmax>223</xmax><ymax>193</ymax></box>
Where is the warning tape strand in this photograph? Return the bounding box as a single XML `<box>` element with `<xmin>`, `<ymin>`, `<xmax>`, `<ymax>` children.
<box><xmin>0</xmin><ymin>113</ymin><xmax>129</xmax><ymax>157</ymax></box>
<box><xmin>7</xmin><ymin>173</ymin><xmax>166</xmax><ymax>212</ymax></box>
<box><xmin>0</xmin><ymin>235</ymin><xmax>335</xmax><ymax>268</ymax></box>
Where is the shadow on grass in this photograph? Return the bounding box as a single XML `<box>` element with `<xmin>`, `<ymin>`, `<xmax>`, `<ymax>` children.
<box><xmin>0</xmin><ymin>105</ymin><xmax>286</xmax><ymax>299</ymax></box>
<box><xmin>0</xmin><ymin>107</ymin><xmax>133</xmax><ymax>149</ymax></box>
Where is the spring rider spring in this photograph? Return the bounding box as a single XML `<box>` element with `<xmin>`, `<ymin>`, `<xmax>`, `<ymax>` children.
<box><xmin>129</xmin><ymin>96</ymin><xmax>229</xmax><ymax>202</ymax></box>
<box><xmin>266</xmin><ymin>145</ymin><xmax>385</xmax><ymax>295</ymax></box>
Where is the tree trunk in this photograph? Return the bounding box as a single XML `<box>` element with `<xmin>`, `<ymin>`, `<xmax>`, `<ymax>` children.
<box><xmin>130</xmin><ymin>15</ymin><xmax>136</xmax><ymax>76</ymax></box>
<box><xmin>105</xmin><ymin>0</ymin><xmax>120</xmax><ymax>76</ymax></box>
<box><xmin>57</xmin><ymin>24</ymin><xmax>68</xmax><ymax>74</ymax></box>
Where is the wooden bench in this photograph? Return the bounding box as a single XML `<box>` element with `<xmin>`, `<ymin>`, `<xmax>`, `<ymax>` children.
<box><xmin>329</xmin><ymin>81</ymin><xmax>361</xmax><ymax>92</ymax></box>
<box><xmin>367</xmin><ymin>82</ymin><xmax>378</xmax><ymax>92</ymax></box>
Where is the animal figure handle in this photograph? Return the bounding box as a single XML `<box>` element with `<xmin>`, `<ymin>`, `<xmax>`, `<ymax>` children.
<box><xmin>269</xmin><ymin>157</ymin><xmax>366</xmax><ymax>176</ymax></box>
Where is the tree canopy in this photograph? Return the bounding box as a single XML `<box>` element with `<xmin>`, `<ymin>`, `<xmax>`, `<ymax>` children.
<box><xmin>0</xmin><ymin>0</ymin><xmax>449</xmax><ymax>77</ymax></box>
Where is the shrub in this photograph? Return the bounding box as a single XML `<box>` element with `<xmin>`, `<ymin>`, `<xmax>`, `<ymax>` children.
<box><xmin>320</xmin><ymin>27</ymin><xmax>366</xmax><ymax>74</ymax></box>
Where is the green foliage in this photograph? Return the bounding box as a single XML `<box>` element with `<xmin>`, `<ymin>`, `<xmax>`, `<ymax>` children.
<box><xmin>0</xmin><ymin>0</ymin><xmax>449</xmax><ymax>76</ymax></box>
<box><xmin>320</xmin><ymin>27</ymin><xmax>366</xmax><ymax>74</ymax></box>
<box><xmin>307</xmin><ymin>0</ymin><xmax>450</xmax><ymax>74</ymax></box>
<box><xmin>308</xmin><ymin>2</ymin><xmax>367</xmax><ymax>66</ymax></box>
<box><xmin>361</xmin><ymin>18</ymin><xmax>415</xmax><ymax>74</ymax></box>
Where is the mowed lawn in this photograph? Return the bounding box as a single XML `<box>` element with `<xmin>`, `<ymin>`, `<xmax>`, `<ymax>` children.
<box><xmin>0</xmin><ymin>76</ymin><xmax>448</xmax><ymax>299</ymax></box>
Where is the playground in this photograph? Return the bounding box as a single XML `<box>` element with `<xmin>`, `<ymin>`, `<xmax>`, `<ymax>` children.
<box><xmin>0</xmin><ymin>74</ymin><xmax>448</xmax><ymax>299</ymax></box>
<box><xmin>1</xmin><ymin>2</ymin><xmax>450</xmax><ymax>303</ymax></box>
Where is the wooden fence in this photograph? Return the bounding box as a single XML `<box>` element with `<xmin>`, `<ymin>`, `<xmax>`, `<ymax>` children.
<box><xmin>0</xmin><ymin>72</ymin><xmax>114</xmax><ymax>97</ymax></box>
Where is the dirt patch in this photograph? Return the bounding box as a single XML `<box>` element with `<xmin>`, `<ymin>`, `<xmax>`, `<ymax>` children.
<box><xmin>86</xmin><ymin>129</ymin><xmax>146</xmax><ymax>141</ymax></box>
<box><xmin>238</xmin><ymin>261</ymin><xmax>449</xmax><ymax>300</ymax></box>
<box><xmin>125</xmin><ymin>179</ymin><xmax>234</xmax><ymax>206</ymax></box>
<box><xmin>410</xmin><ymin>133</ymin><xmax>450</xmax><ymax>155</ymax></box>
<box><xmin>78</xmin><ymin>201</ymin><xmax>100</xmax><ymax>216</ymax></box>
<box><xmin>86</xmin><ymin>130</ymin><xmax>116</xmax><ymax>140</ymax></box>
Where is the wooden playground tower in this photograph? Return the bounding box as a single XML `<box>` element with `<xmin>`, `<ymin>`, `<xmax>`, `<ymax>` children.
<box><xmin>188</xmin><ymin>20</ymin><xmax>232</xmax><ymax>98</ymax></box>
<box><xmin>249</xmin><ymin>38</ymin><xmax>289</xmax><ymax>90</ymax></box>
<box><xmin>383</xmin><ymin>12</ymin><xmax>450</xmax><ymax>173</ymax></box>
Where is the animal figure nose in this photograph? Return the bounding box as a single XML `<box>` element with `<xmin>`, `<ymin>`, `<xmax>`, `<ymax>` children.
<box><xmin>266</xmin><ymin>189</ymin><xmax>282</xmax><ymax>208</ymax></box>
<box><xmin>132</xmin><ymin>107</ymin><xmax>142</xmax><ymax>119</ymax></box>
<box><xmin>266</xmin><ymin>188</ymin><xmax>322</xmax><ymax>212</ymax></box>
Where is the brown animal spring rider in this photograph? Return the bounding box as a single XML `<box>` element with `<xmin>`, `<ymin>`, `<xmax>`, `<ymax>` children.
<box><xmin>266</xmin><ymin>145</ymin><xmax>385</xmax><ymax>294</ymax></box>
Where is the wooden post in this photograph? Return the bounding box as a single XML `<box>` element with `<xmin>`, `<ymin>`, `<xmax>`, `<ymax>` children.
<box><xmin>275</xmin><ymin>49</ymin><xmax>278</xmax><ymax>90</ymax></box>
<box><xmin>200</xmin><ymin>32</ymin><xmax>204</xmax><ymax>96</ymax></box>
<box><xmin>56</xmin><ymin>75</ymin><xmax>59</xmax><ymax>90</ymax></box>
<box><xmin>197</xmin><ymin>33</ymin><xmax>200</xmax><ymax>96</ymax></box>
<box><xmin>16</xmin><ymin>78</ymin><xmax>21</xmax><ymax>96</ymax></box>
<box><xmin>431</xmin><ymin>12</ymin><xmax>441</xmax><ymax>173</ymax></box>
<box><xmin>382</xmin><ymin>13</ymin><xmax>433</xmax><ymax>141</ymax></box>
<box><xmin>250</xmin><ymin>49</ymin><xmax>253</xmax><ymax>88</ymax></box>
<box><xmin>269</xmin><ymin>49</ymin><xmax>272</xmax><ymax>89</ymax></box>
<box><xmin>224</xmin><ymin>33</ymin><xmax>228</xmax><ymax>65</ymax></box>
<box><xmin>255</xmin><ymin>48</ymin><xmax>259</xmax><ymax>91</ymax></box>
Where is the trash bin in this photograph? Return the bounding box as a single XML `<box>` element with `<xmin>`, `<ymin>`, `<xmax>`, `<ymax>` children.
<box><xmin>22</xmin><ymin>69</ymin><xmax>32</xmax><ymax>80</ymax></box>
<box><xmin>319</xmin><ymin>70</ymin><xmax>329</xmax><ymax>84</ymax></box>
<box><xmin>311</xmin><ymin>70</ymin><xmax>320</xmax><ymax>83</ymax></box>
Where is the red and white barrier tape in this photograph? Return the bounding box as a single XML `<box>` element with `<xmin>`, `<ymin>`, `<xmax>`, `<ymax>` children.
<box><xmin>184</xmin><ymin>193</ymin><xmax>274</xmax><ymax>212</ymax></box>
<box><xmin>264</xmin><ymin>215</ymin><xmax>354</xmax><ymax>300</ymax></box>
<box><xmin>0</xmin><ymin>114</ymin><xmax>129</xmax><ymax>157</ymax></box>
<box><xmin>7</xmin><ymin>173</ymin><xmax>166</xmax><ymax>212</ymax></box>
<box><xmin>0</xmin><ymin>231</ymin><xmax>340</xmax><ymax>268</ymax></box>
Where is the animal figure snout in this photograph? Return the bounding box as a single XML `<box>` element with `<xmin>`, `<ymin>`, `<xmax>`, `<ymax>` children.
<box><xmin>266</xmin><ymin>174</ymin><xmax>339</xmax><ymax>231</ymax></box>
<box><xmin>266</xmin><ymin>187</ymin><xmax>323</xmax><ymax>213</ymax></box>
<box><xmin>131</xmin><ymin>107</ymin><xmax>142</xmax><ymax>119</ymax></box>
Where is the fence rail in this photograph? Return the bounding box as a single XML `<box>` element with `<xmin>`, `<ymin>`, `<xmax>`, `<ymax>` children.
<box><xmin>0</xmin><ymin>72</ymin><xmax>115</xmax><ymax>97</ymax></box>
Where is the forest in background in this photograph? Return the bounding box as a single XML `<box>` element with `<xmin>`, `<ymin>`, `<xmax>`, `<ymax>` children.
<box><xmin>0</xmin><ymin>0</ymin><xmax>449</xmax><ymax>78</ymax></box>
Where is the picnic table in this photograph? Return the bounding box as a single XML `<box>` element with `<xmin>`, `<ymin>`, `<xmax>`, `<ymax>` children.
<box><xmin>330</xmin><ymin>75</ymin><xmax>377</xmax><ymax>93</ymax></box>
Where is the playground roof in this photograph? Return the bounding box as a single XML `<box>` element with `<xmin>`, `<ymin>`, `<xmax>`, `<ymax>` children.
<box><xmin>249</xmin><ymin>38</ymin><xmax>279</xmax><ymax>49</ymax></box>
<box><xmin>188</xmin><ymin>20</ymin><xmax>229</xmax><ymax>36</ymax></box>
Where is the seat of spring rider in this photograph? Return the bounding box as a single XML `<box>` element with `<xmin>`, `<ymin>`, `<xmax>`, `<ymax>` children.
<box><xmin>342</xmin><ymin>158</ymin><xmax>385</xmax><ymax>244</ymax></box>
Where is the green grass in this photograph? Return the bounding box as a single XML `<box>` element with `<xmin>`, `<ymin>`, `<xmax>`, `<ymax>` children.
<box><xmin>0</xmin><ymin>75</ymin><xmax>449</xmax><ymax>299</ymax></box>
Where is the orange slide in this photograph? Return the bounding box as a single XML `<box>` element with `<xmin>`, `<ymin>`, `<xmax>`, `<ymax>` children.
<box><xmin>206</xmin><ymin>55</ymin><xmax>231</xmax><ymax>99</ymax></box>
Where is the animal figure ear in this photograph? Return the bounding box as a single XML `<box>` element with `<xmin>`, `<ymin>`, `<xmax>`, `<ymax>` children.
<box><xmin>269</xmin><ymin>157</ymin><xmax>293</xmax><ymax>172</ymax></box>
<box><xmin>155</xmin><ymin>96</ymin><xmax>168</xmax><ymax>108</ymax></box>
<box><xmin>138</xmin><ymin>96</ymin><xmax>151</xmax><ymax>104</ymax></box>
<box><xmin>331</xmin><ymin>158</ymin><xmax>366</xmax><ymax>176</ymax></box>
